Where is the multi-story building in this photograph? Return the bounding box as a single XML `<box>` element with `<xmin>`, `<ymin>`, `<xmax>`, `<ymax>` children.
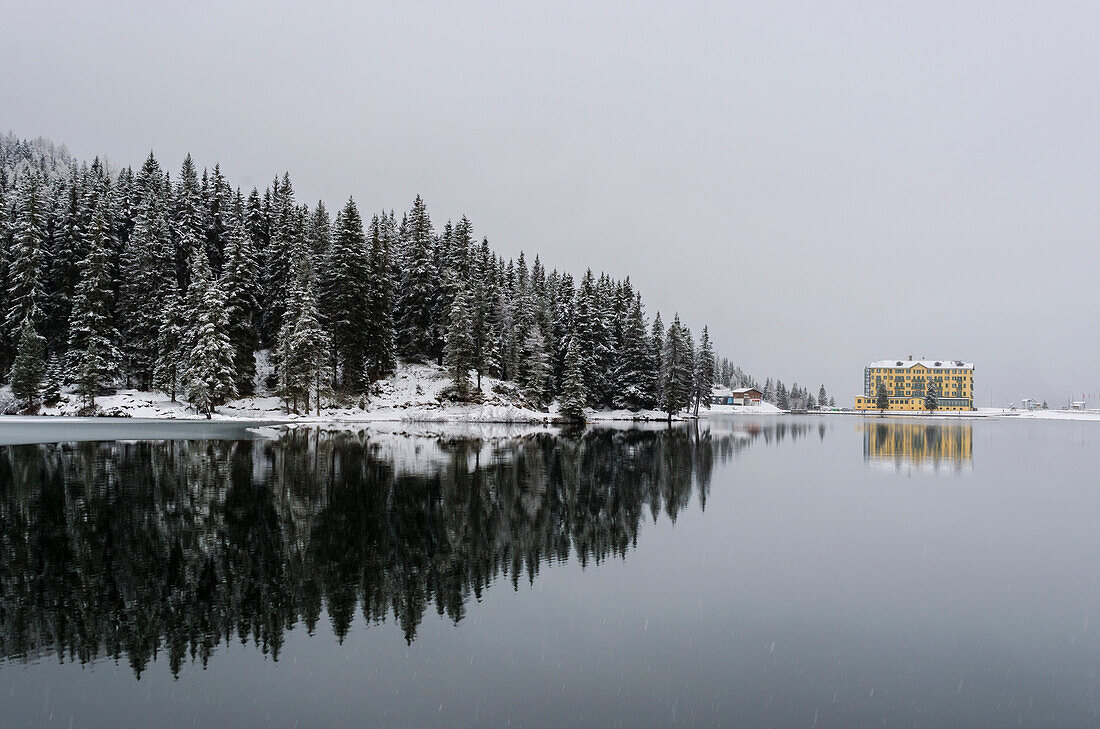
<box><xmin>853</xmin><ymin>357</ymin><xmax>974</xmax><ymax>411</ymax></box>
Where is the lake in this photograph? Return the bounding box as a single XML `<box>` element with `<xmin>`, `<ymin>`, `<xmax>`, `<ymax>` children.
<box><xmin>1</xmin><ymin>415</ymin><xmax>1097</xmax><ymax>728</ymax></box>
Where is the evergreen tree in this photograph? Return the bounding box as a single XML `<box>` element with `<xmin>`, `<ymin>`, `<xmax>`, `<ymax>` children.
<box><xmin>153</xmin><ymin>286</ymin><xmax>185</xmax><ymax>401</ymax></box>
<box><xmin>518</xmin><ymin>323</ymin><xmax>551</xmax><ymax>408</ymax></box>
<box><xmin>182</xmin><ymin>250</ymin><xmax>236</xmax><ymax>417</ymax></box>
<box><xmin>762</xmin><ymin>378</ymin><xmax>775</xmax><ymax>404</ymax></box>
<box><xmin>120</xmin><ymin>166</ymin><xmax>174</xmax><ymax>388</ymax></box>
<box><xmin>9</xmin><ymin>316</ymin><xmax>45</xmax><ymax>409</ymax></box>
<box><xmin>613</xmin><ymin>295</ymin><xmax>657</xmax><ymax>411</ymax></box>
<box><xmin>173</xmin><ymin>154</ymin><xmax>204</xmax><ymax>289</ymax></box>
<box><xmin>776</xmin><ymin>381</ymin><xmax>789</xmax><ymax>410</ymax></box>
<box><xmin>276</xmin><ymin>257</ymin><xmax>329</xmax><ymax>414</ymax></box>
<box><xmin>819</xmin><ymin>385</ymin><xmax>828</xmax><ymax>410</ymax></box>
<box><xmin>5</xmin><ymin>171</ymin><xmax>47</xmax><ymax>343</ymax></box>
<box><xmin>559</xmin><ymin>338</ymin><xmax>587</xmax><ymax>422</ymax></box>
<box><xmin>692</xmin><ymin>326</ymin><xmax>716</xmax><ymax>416</ymax></box>
<box><xmin>829</xmin><ymin>396</ymin><xmax>836</xmax><ymax>408</ymax></box>
<box><xmin>222</xmin><ymin>211</ymin><xmax>260</xmax><ymax>394</ymax></box>
<box><xmin>364</xmin><ymin>213</ymin><xmax>397</xmax><ymax>381</ymax></box>
<box><xmin>41</xmin><ymin>353</ymin><xmax>63</xmax><ymax>405</ymax></box>
<box><xmin>397</xmin><ymin>195</ymin><xmax>437</xmax><ymax>360</ymax></box>
<box><xmin>925</xmin><ymin>378</ymin><xmax>939</xmax><ymax>412</ymax></box>
<box><xmin>319</xmin><ymin>197</ymin><xmax>369</xmax><ymax>392</ymax></box>
<box><xmin>875</xmin><ymin>381</ymin><xmax>889</xmax><ymax>412</ymax></box>
<box><xmin>66</xmin><ymin>200</ymin><xmax>120</xmax><ymax>410</ymax></box>
<box><xmin>660</xmin><ymin>315</ymin><xmax>693</xmax><ymax>421</ymax></box>
<box><xmin>444</xmin><ymin>281</ymin><xmax>476</xmax><ymax>398</ymax></box>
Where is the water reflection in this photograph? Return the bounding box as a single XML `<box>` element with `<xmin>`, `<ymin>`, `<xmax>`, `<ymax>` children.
<box><xmin>862</xmin><ymin>422</ymin><xmax>973</xmax><ymax>473</ymax></box>
<box><xmin>0</xmin><ymin>426</ymin><xmax>740</xmax><ymax>678</ymax></box>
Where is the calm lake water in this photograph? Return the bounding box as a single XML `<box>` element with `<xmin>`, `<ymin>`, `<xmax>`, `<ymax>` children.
<box><xmin>1</xmin><ymin>415</ymin><xmax>1098</xmax><ymax>728</ymax></box>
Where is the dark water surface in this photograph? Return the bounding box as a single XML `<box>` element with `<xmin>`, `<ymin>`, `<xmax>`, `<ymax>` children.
<box><xmin>1</xmin><ymin>416</ymin><xmax>1097</xmax><ymax>728</ymax></box>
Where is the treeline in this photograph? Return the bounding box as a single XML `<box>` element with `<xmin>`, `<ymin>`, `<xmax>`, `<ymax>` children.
<box><xmin>0</xmin><ymin>138</ymin><xmax>719</xmax><ymax>419</ymax></box>
<box><xmin>715</xmin><ymin>356</ymin><xmax>835</xmax><ymax>410</ymax></box>
<box><xmin>0</xmin><ymin>427</ymin><xmax>724</xmax><ymax>676</ymax></box>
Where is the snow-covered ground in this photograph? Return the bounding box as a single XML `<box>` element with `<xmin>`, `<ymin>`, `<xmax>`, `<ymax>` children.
<box><xmin>13</xmin><ymin>362</ymin><xmax>682</xmax><ymax>424</ymax></box>
<box><xmin>978</xmin><ymin>407</ymin><xmax>1100</xmax><ymax>421</ymax></box>
<box><xmin>700</xmin><ymin>402</ymin><xmax>784</xmax><ymax>416</ymax></box>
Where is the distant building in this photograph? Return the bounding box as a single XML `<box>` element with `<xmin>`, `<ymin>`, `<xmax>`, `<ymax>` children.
<box><xmin>853</xmin><ymin>357</ymin><xmax>974</xmax><ymax>412</ymax></box>
<box><xmin>712</xmin><ymin>386</ymin><xmax>764</xmax><ymax>406</ymax></box>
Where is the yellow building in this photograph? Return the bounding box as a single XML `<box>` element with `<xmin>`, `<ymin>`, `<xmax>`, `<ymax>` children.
<box><xmin>854</xmin><ymin>358</ymin><xmax>974</xmax><ymax>411</ymax></box>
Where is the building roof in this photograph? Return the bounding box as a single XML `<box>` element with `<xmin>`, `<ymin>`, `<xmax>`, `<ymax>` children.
<box><xmin>731</xmin><ymin>386</ymin><xmax>763</xmax><ymax>394</ymax></box>
<box><xmin>867</xmin><ymin>359</ymin><xmax>974</xmax><ymax>370</ymax></box>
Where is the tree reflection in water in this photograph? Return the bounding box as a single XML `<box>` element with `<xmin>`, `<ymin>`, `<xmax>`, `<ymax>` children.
<box><xmin>0</xmin><ymin>421</ymin><xmax>813</xmax><ymax>678</ymax></box>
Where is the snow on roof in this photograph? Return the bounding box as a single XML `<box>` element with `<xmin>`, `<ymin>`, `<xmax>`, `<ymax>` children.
<box><xmin>731</xmin><ymin>386</ymin><xmax>763</xmax><ymax>394</ymax></box>
<box><xmin>867</xmin><ymin>359</ymin><xmax>974</xmax><ymax>370</ymax></box>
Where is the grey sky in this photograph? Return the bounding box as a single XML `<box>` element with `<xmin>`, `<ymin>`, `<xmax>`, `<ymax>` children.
<box><xmin>3</xmin><ymin>1</ymin><xmax>1098</xmax><ymax>405</ymax></box>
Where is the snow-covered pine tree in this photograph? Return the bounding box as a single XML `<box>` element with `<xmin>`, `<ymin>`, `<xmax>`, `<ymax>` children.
<box><xmin>444</xmin><ymin>281</ymin><xmax>476</xmax><ymax>398</ymax></box>
<box><xmin>173</xmin><ymin>154</ymin><xmax>205</xmax><ymax>289</ymax></box>
<box><xmin>925</xmin><ymin>378</ymin><xmax>938</xmax><ymax>412</ymax></box>
<box><xmin>9</xmin><ymin>316</ymin><xmax>45</xmax><ymax>409</ymax></box>
<box><xmin>276</xmin><ymin>257</ymin><xmax>329</xmax><ymax>414</ymax></box>
<box><xmin>222</xmin><ymin>207</ymin><xmax>260</xmax><ymax>394</ymax></box>
<box><xmin>829</xmin><ymin>396</ymin><xmax>836</xmax><ymax>408</ymax></box>
<box><xmin>120</xmin><ymin>160</ymin><xmax>174</xmax><ymax>389</ymax></box>
<box><xmin>776</xmin><ymin>381</ymin><xmax>789</xmax><ymax>410</ymax></box>
<box><xmin>43</xmin><ymin>169</ymin><xmax>84</xmax><ymax>352</ymax></box>
<box><xmin>320</xmin><ymin>197</ymin><xmax>369</xmax><ymax>393</ymax></box>
<box><xmin>559</xmin><ymin>337</ymin><xmax>588</xmax><ymax>423</ymax></box>
<box><xmin>692</xmin><ymin>326</ymin><xmax>716</xmax><ymax>416</ymax></box>
<box><xmin>763</xmin><ymin>378</ymin><xmax>775</xmax><ymax>404</ymax></box>
<box><xmin>875</xmin><ymin>382</ymin><xmax>889</xmax><ymax>412</ymax></box>
<box><xmin>152</xmin><ymin>286</ymin><xmax>185</xmax><ymax>401</ymax></box>
<box><xmin>660</xmin><ymin>315</ymin><xmax>693</xmax><ymax>421</ymax></box>
<box><xmin>263</xmin><ymin>173</ymin><xmax>301</xmax><ymax>342</ymax></box>
<box><xmin>650</xmin><ymin>312</ymin><xmax>664</xmax><ymax>404</ymax></box>
<box><xmin>363</xmin><ymin>213</ymin><xmax>397</xmax><ymax>381</ymax></box>
<box><xmin>397</xmin><ymin>195</ymin><xmax>437</xmax><ymax>360</ymax></box>
<box><xmin>66</xmin><ymin>199</ymin><xmax>120</xmax><ymax>410</ymax></box>
<box><xmin>612</xmin><ymin>294</ymin><xmax>657</xmax><ymax>411</ymax></box>
<box><xmin>41</xmin><ymin>352</ymin><xmax>63</xmax><ymax>406</ymax></box>
<box><xmin>5</xmin><ymin>170</ymin><xmax>47</xmax><ymax>345</ymax></box>
<box><xmin>819</xmin><ymin>385</ymin><xmax>828</xmax><ymax>409</ymax></box>
<box><xmin>806</xmin><ymin>392</ymin><xmax>816</xmax><ymax>409</ymax></box>
<box><xmin>182</xmin><ymin>249</ymin><xmax>236</xmax><ymax>417</ymax></box>
<box><xmin>519</xmin><ymin>323</ymin><xmax>551</xmax><ymax>408</ymax></box>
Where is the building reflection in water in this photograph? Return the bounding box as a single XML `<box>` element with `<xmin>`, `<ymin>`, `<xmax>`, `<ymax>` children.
<box><xmin>862</xmin><ymin>422</ymin><xmax>973</xmax><ymax>473</ymax></box>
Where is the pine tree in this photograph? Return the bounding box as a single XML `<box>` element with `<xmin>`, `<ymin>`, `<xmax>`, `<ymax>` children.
<box><xmin>692</xmin><ymin>326</ymin><xmax>716</xmax><ymax>416</ymax></box>
<box><xmin>397</xmin><ymin>196</ymin><xmax>437</xmax><ymax>360</ymax></box>
<box><xmin>925</xmin><ymin>378</ymin><xmax>938</xmax><ymax>412</ymax></box>
<box><xmin>9</xmin><ymin>316</ymin><xmax>45</xmax><ymax>409</ymax></box>
<box><xmin>776</xmin><ymin>381</ymin><xmax>790</xmax><ymax>410</ymax></box>
<box><xmin>829</xmin><ymin>396</ymin><xmax>836</xmax><ymax>408</ymax></box>
<box><xmin>444</xmin><ymin>281</ymin><xmax>476</xmax><ymax>398</ymax></box>
<box><xmin>819</xmin><ymin>385</ymin><xmax>828</xmax><ymax>410</ymax></box>
<box><xmin>5</xmin><ymin>171</ymin><xmax>48</xmax><ymax>342</ymax></box>
<box><xmin>153</xmin><ymin>286</ymin><xmax>185</xmax><ymax>401</ymax></box>
<box><xmin>519</xmin><ymin>323</ymin><xmax>551</xmax><ymax>408</ymax></box>
<box><xmin>320</xmin><ymin>197</ymin><xmax>369</xmax><ymax>392</ymax></box>
<box><xmin>276</xmin><ymin>257</ymin><xmax>329</xmax><ymax>414</ymax></box>
<box><xmin>660</xmin><ymin>315</ymin><xmax>693</xmax><ymax>421</ymax></box>
<box><xmin>364</xmin><ymin>213</ymin><xmax>397</xmax><ymax>381</ymax></box>
<box><xmin>66</xmin><ymin>199</ymin><xmax>120</xmax><ymax>410</ymax></box>
<box><xmin>120</xmin><ymin>166</ymin><xmax>174</xmax><ymax>388</ymax></box>
<box><xmin>221</xmin><ymin>210</ymin><xmax>260</xmax><ymax>394</ymax></box>
<box><xmin>182</xmin><ymin>250</ymin><xmax>236</xmax><ymax>417</ymax></box>
<box><xmin>613</xmin><ymin>294</ymin><xmax>657</xmax><ymax>411</ymax></box>
<box><xmin>173</xmin><ymin>154</ymin><xmax>205</xmax><ymax>289</ymax></box>
<box><xmin>41</xmin><ymin>353</ymin><xmax>63</xmax><ymax>406</ymax></box>
<box><xmin>876</xmin><ymin>381</ymin><xmax>889</xmax><ymax>412</ymax></box>
<box><xmin>559</xmin><ymin>338</ymin><xmax>587</xmax><ymax>422</ymax></box>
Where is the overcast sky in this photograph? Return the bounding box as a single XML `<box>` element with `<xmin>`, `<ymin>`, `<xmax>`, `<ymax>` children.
<box><xmin>3</xmin><ymin>1</ymin><xmax>1098</xmax><ymax>405</ymax></box>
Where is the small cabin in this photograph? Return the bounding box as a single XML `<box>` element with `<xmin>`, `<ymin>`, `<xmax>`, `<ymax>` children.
<box><xmin>731</xmin><ymin>387</ymin><xmax>764</xmax><ymax>405</ymax></box>
<box><xmin>713</xmin><ymin>386</ymin><xmax>764</xmax><ymax>406</ymax></box>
